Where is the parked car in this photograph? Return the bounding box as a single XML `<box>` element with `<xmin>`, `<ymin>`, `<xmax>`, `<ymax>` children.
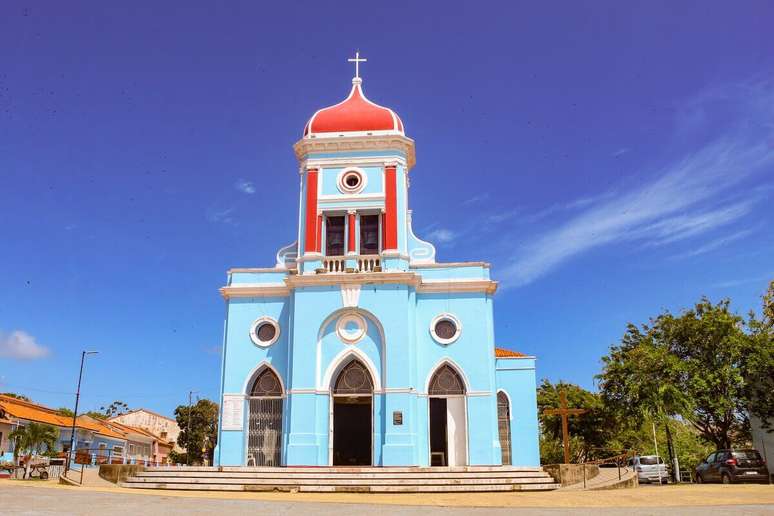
<box><xmin>627</xmin><ymin>455</ymin><xmax>668</xmax><ymax>484</ymax></box>
<box><xmin>695</xmin><ymin>449</ymin><xmax>769</xmax><ymax>484</ymax></box>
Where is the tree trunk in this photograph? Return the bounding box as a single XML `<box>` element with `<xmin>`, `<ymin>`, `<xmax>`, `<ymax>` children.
<box><xmin>664</xmin><ymin>420</ymin><xmax>677</xmax><ymax>482</ymax></box>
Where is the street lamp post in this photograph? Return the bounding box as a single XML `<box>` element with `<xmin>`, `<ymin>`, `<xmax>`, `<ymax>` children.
<box><xmin>65</xmin><ymin>350</ymin><xmax>98</xmax><ymax>473</ymax></box>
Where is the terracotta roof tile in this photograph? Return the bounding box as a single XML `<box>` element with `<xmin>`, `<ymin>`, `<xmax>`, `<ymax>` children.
<box><xmin>495</xmin><ymin>347</ymin><xmax>528</xmax><ymax>358</ymax></box>
<box><xmin>0</xmin><ymin>395</ymin><xmax>125</xmax><ymax>440</ymax></box>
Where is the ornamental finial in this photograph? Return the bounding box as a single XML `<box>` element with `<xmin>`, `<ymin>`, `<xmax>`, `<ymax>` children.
<box><xmin>348</xmin><ymin>50</ymin><xmax>367</xmax><ymax>83</ymax></box>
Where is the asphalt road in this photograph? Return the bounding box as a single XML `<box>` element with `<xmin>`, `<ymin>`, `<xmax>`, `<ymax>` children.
<box><xmin>1</xmin><ymin>485</ymin><xmax>773</xmax><ymax>515</ymax></box>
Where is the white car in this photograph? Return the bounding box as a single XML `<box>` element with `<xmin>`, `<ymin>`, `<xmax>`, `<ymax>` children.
<box><xmin>628</xmin><ymin>455</ymin><xmax>668</xmax><ymax>484</ymax></box>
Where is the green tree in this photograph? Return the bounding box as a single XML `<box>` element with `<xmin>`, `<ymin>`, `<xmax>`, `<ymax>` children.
<box><xmin>56</xmin><ymin>407</ymin><xmax>74</xmax><ymax>417</ymax></box>
<box><xmin>100</xmin><ymin>401</ymin><xmax>129</xmax><ymax>418</ymax></box>
<box><xmin>8</xmin><ymin>422</ymin><xmax>58</xmax><ymax>478</ymax></box>
<box><xmin>1</xmin><ymin>393</ymin><xmax>31</xmax><ymax>401</ymax></box>
<box><xmin>537</xmin><ymin>380</ymin><xmax>613</xmax><ymax>463</ymax></box>
<box><xmin>598</xmin><ymin>322</ymin><xmax>688</xmax><ymax>478</ymax></box>
<box><xmin>174</xmin><ymin>399</ymin><xmax>218</xmax><ymax>465</ymax></box>
<box><xmin>742</xmin><ymin>280</ymin><xmax>774</xmax><ymax>431</ymax></box>
<box><xmin>599</xmin><ymin>296</ymin><xmax>756</xmax><ymax>452</ymax></box>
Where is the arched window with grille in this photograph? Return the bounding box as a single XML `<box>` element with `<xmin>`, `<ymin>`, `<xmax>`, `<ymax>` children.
<box><xmin>428</xmin><ymin>364</ymin><xmax>466</xmax><ymax>396</ymax></box>
<box><xmin>247</xmin><ymin>367</ymin><xmax>283</xmax><ymax>466</ymax></box>
<box><xmin>333</xmin><ymin>359</ymin><xmax>374</xmax><ymax>395</ymax></box>
<box><xmin>497</xmin><ymin>391</ymin><xmax>512</xmax><ymax>465</ymax></box>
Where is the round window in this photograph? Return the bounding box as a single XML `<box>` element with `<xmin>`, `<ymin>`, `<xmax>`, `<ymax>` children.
<box><xmin>337</xmin><ymin>168</ymin><xmax>367</xmax><ymax>194</ymax></box>
<box><xmin>249</xmin><ymin>317</ymin><xmax>280</xmax><ymax>347</ymax></box>
<box><xmin>430</xmin><ymin>314</ymin><xmax>461</xmax><ymax>345</ymax></box>
<box><xmin>336</xmin><ymin>312</ymin><xmax>367</xmax><ymax>344</ymax></box>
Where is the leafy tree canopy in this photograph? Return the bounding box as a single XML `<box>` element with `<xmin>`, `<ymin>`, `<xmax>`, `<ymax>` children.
<box><xmin>174</xmin><ymin>399</ymin><xmax>218</xmax><ymax>465</ymax></box>
<box><xmin>100</xmin><ymin>401</ymin><xmax>129</xmax><ymax>418</ymax></box>
<box><xmin>1</xmin><ymin>393</ymin><xmax>31</xmax><ymax>401</ymax></box>
<box><xmin>599</xmin><ymin>292</ymin><xmax>774</xmax><ymax>450</ymax></box>
<box><xmin>537</xmin><ymin>380</ymin><xmax>615</xmax><ymax>463</ymax></box>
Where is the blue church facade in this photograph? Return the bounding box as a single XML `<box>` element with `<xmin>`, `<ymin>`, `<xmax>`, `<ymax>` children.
<box><xmin>215</xmin><ymin>66</ymin><xmax>539</xmax><ymax>468</ymax></box>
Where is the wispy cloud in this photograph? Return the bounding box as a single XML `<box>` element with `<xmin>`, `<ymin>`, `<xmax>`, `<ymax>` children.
<box><xmin>426</xmin><ymin>228</ymin><xmax>458</xmax><ymax>244</ymax></box>
<box><xmin>463</xmin><ymin>193</ymin><xmax>490</xmax><ymax>205</ymax></box>
<box><xmin>711</xmin><ymin>274</ymin><xmax>773</xmax><ymax>289</ymax></box>
<box><xmin>613</xmin><ymin>147</ymin><xmax>630</xmax><ymax>157</ymax></box>
<box><xmin>235</xmin><ymin>179</ymin><xmax>256</xmax><ymax>194</ymax></box>
<box><xmin>0</xmin><ymin>330</ymin><xmax>50</xmax><ymax>360</ymax></box>
<box><xmin>498</xmin><ymin>79</ymin><xmax>774</xmax><ymax>288</ymax></box>
<box><xmin>206</xmin><ymin>206</ymin><xmax>236</xmax><ymax>225</ymax></box>
<box><xmin>488</xmin><ymin>208</ymin><xmax>521</xmax><ymax>224</ymax></box>
<box><xmin>672</xmin><ymin>228</ymin><xmax>755</xmax><ymax>259</ymax></box>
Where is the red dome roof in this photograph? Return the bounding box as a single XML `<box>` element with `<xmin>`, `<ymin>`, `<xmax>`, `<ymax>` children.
<box><xmin>304</xmin><ymin>79</ymin><xmax>404</xmax><ymax>138</ymax></box>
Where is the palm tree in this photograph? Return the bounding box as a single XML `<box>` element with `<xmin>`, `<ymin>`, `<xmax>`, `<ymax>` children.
<box><xmin>9</xmin><ymin>422</ymin><xmax>59</xmax><ymax>479</ymax></box>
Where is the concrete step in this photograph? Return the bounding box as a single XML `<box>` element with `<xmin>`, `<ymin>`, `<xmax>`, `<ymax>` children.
<box><xmin>123</xmin><ymin>476</ymin><xmax>556</xmax><ymax>486</ymax></box>
<box><xmin>135</xmin><ymin>470</ymin><xmax>551</xmax><ymax>480</ymax></box>
<box><xmin>120</xmin><ymin>466</ymin><xmax>561</xmax><ymax>493</ymax></box>
<box><xmin>120</xmin><ymin>481</ymin><xmax>561</xmax><ymax>493</ymax></box>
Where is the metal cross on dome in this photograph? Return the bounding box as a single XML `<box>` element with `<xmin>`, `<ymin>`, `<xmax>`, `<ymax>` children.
<box><xmin>348</xmin><ymin>51</ymin><xmax>367</xmax><ymax>79</ymax></box>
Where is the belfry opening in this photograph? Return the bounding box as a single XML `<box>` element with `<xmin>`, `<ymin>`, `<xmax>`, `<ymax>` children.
<box><xmin>332</xmin><ymin>359</ymin><xmax>373</xmax><ymax>466</ymax></box>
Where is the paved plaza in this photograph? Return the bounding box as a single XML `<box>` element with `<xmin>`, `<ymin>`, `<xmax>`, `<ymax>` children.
<box><xmin>1</xmin><ymin>481</ymin><xmax>773</xmax><ymax>515</ymax></box>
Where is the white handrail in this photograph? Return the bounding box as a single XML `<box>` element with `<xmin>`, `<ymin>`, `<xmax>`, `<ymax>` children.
<box><xmin>322</xmin><ymin>255</ymin><xmax>381</xmax><ymax>273</ymax></box>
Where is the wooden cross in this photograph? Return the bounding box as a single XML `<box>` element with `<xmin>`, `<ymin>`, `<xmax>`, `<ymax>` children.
<box><xmin>348</xmin><ymin>51</ymin><xmax>367</xmax><ymax>79</ymax></box>
<box><xmin>543</xmin><ymin>389</ymin><xmax>588</xmax><ymax>464</ymax></box>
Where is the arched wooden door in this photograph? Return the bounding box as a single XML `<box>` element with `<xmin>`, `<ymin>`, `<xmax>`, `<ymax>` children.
<box><xmin>428</xmin><ymin>364</ymin><xmax>468</xmax><ymax>466</ymax></box>
<box><xmin>246</xmin><ymin>367</ymin><xmax>283</xmax><ymax>466</ymax></box>
<box><xmin>331</xmin><ymin>359</ymin><xmax>373</xmax><ymax>466</ymax></box>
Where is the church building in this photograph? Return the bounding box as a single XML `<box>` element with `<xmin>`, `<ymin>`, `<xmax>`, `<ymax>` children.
<box><xmin>215</xmin><ymin>56</ymin><xmax>540</xmax><ymax>468</ymax></box>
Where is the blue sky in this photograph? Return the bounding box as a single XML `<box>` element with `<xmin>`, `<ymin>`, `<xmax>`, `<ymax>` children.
<box><xmin>1</xmin><ymin>2</ymin><xmax>772</xmax><ymax>417</ymax></box>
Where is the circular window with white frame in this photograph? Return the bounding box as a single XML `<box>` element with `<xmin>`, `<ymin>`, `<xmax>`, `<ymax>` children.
<box><xmin>249</xmin><ymin>317</ymin><xmax>280</xmax><ymax>347</ymax></box>
<box><xmin>336</xmin><ymin>312</ymin><xmax>367</xmax><ymax>344</ymax></box>
<box><xmin>337</xmin><ymin>167</ymin><xmax>367</xmax><ymax>194</ymax></box>
<box><xmin>430</xmin><ymin>313</ymin><xmax>462</xmax><ymax>345</ymax></box>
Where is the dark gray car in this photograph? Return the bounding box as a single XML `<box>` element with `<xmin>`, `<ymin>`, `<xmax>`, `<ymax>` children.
<box><xmin>695</xmin><ymin>449</ymin><xmax>769</xmax><ymax>484</ymax></box>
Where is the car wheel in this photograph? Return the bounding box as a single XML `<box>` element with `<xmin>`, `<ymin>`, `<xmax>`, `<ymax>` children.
<box><xmin>721</xmin><ymin>473</ymin><xmax>732</xmax><ymax>485</ymax></box>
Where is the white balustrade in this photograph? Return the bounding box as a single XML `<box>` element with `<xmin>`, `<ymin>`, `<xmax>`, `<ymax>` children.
<box><xmin>322</xmin><ymin>255</ymin><xmax>381</xmax><ymax>273</ymax></box>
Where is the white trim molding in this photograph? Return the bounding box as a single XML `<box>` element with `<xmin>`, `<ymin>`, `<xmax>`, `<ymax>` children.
<box><xmin>294</xmin><ymin>135</ymin><xmax>416</xmax><ymax>171</ymax></box>
<box><xmin>241</xmin><ymin>361</ymin><xmax>286</xmax><ymax>396</ymax></box>
<box><xmin>220</xmin><ymin>283</ymin><xmax>291</xmax><ymax>299</ymax></box>
<box><xmin>336</xmin><ymin>312</ymin><xmax>367</xmax><ymax>344</ymax></box>
<box><xmin>249</xmin><ymin>316</ymin><xmax>281</xmax><ymax>348</ymax></box>
<box><xmin>320</xmin><ymin>346</ymin><xmax>382</xmax><ymax>392</ymax></box>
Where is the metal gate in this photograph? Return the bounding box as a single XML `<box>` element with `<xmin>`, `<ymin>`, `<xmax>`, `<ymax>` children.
<box><xmin>497</xmin><ymin>392</ymin><xmax>512</xmax><ymax>465</ymax></box>
<box><xmin>247</xmin><ymin>398</ymin><xmax>283</xmax><ymax>466</ymax></box>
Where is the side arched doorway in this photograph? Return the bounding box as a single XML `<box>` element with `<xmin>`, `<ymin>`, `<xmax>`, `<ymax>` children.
<box><xmin>246</xmin><ymin>367</ymin><xmax>283</xmax><ymax>466</ymax></box>
<box><xmin>497</xmin><ymin>391</ymin><xmax>512</xmax><ymax>465</ymax></box>
<box><xmin>331</xmin><ymin>359</ymin><xmax>373</xmax><ymax>466</ymax></box>
<box><xmin>428</xmin><ymin>364</ymin><xmax>468</xmax><ymax>466</ymax></box>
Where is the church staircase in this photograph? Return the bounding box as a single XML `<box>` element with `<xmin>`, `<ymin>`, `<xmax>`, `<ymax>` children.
<box><xmin>120</xmin><ymin>465</ymin><xmax>560</xmax><ymax>493</ymax></box>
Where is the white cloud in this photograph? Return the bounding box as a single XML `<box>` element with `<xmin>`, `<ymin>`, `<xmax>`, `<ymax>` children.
<box><xmin>463</xmin><ymin>193</ymin><xmax>490</xmax><ymax>205</ymax></box>
<box><xmin>495</xmin><ymin>79</ymin><xmax>774</xmax><ymax>288</ymax></box>
<box><xmin>206</xmin><ymin>206</ymin><xmax>236</xmax><ymax>225</ymax></box>
<box><xmin>672</xmin><ymin>228</ymin><xmax>755</xmax><ymax>259</ymax></box>
<box><xmin>235</xmin><ymin>180</ymin><xmax>256</xmax><ymax>194</ymax></box>
<box><xmin>613</xmin><ymin>148</ymin><xmax>630</xmax><ymax>157</ymax></box>
<box><xmin>0</xmin><ymin>330</ymin><xmax>50</xmax><ymax>360</ymax></box>
<box><xmin>427</xmin><ymin>228</ymin><xmax>457</xmax><ymax>244</ymax></box>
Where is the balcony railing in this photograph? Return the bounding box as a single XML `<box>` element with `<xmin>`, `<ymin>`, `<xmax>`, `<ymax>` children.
<box><xmin>322</xmin><ymin>255</ymin><xmax>381</xmax><ymax>273</ymax></box>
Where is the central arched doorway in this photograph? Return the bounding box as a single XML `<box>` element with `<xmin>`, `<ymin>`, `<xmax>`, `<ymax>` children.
<box><xmin>331</xmin><ymin>359</ymin><xmax>373</xmax><ymax>466</ymax></box>
<box><xmin>246</xmin><ymin>367</ymin><xmax>283</xmax><ymax>466</ymax></box>
<box><xmin>428</xmin><ymin>363</ymin><xmax>468</xmax><ymax>466</ymax></box>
